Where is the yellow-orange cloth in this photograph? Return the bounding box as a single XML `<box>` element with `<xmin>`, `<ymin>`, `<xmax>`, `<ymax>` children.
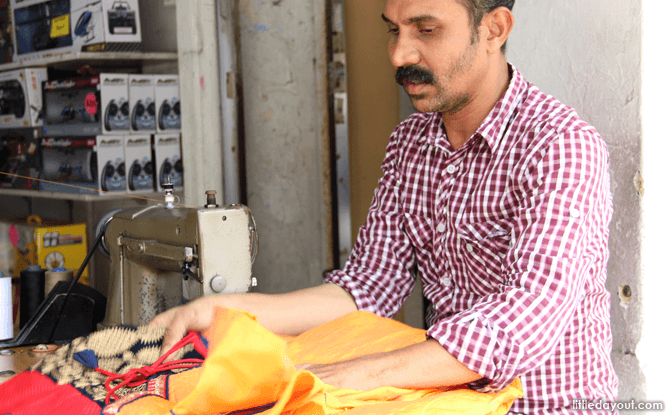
<box><xmin>111</xmin><ymin>309</ymin><xmax>522</xmax><ymax>415</ymax></box>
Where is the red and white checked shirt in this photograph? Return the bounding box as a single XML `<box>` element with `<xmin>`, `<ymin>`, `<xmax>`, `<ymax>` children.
<box><xmin>325</xmin><ymin>65</ymin><xmax>618</xmax><ymax>414</ymax></box>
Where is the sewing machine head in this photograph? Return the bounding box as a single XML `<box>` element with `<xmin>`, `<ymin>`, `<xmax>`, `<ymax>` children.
<box><xmin>98</xmin><ymin>188</ymin><xmax>257</xmax><ymax>327</ymax></box>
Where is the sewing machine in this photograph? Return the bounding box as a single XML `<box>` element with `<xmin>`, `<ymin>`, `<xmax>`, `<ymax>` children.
<box><xmin>98</xmin><ymin>188</ymin><xmax>258</xmax><ymax>326</ymax></box>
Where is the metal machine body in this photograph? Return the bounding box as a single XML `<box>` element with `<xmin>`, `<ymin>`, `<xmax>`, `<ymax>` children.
<box><xmin>101</xmin><ymin>192</ymin><xmax>256</xmax><ymax>326</ymax></box>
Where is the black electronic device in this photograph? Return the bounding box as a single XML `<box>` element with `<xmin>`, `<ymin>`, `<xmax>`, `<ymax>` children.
<box><xmin>104</xmin><ymin>99</ymin><xmax>129</xmax><ymax>131</ymax></box>
<box><xmin>0</xmin><ymin>281</ymin><xmax>106</xmax><ymax>349</ymax></box>
<box><xmin>158</xmin><ymin>99</ymin><xmax>181</xmax><ymax>130</ymax></box>
<box><xmin>107</xmin><ymin>1</ymin><xmax>137</xmax><ymax>35</ymax></box>
<box><xmin>0</xmin><ymin>80</ymin><xmax>26</xmax><ymax>119</ymax></box>
<box><xmin>128</xmin><ymin>159</ymin><xmax>152</xmax><ymax>191</ymax></box>
<box><xmin>131</xmin><ymin>99</ymin><xmax>155</xmax><ymax>130</ymax></box>
<box><xmin>101</xmin><ymin>159</ymin><xmax>125</xmax><ymax>192</ymax></box>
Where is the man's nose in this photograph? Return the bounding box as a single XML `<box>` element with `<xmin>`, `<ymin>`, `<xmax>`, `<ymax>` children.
<box><xmin>389</xmin><ymin>34</ymin><xmax>420</xmax><ymax>68</ymax></box>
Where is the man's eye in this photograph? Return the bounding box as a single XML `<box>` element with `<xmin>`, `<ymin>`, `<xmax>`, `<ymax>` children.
<box><xmin>419</xmin><ymin>28</ymin><xmax>435</xmax><ymax>34</ymax></box>
<box><xmin>388</xmin><ymin>27</ymin><xmax>399</xmax><ymax>35</ymax></box>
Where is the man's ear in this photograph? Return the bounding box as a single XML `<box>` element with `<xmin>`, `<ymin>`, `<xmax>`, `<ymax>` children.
<box><xmin>482</xmin><ymin>7</ymin><xmax>514</xmax><ymax>54</ymax></box>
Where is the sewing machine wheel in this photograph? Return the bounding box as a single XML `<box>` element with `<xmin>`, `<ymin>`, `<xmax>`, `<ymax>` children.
<box><xmin>94</xmin><ymin>209</ymin><xmax>124</xmax><ymax>259</ymax></box>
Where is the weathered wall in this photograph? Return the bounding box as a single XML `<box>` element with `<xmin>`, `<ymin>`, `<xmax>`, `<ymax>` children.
<box><xmin>238</xmin><ymin>0</ymin><xmax>334</xmax><ymax>293</ymax></box>
<box><xmin>506</xmin><ymin>0</ymin><xmax>643</xmax><ymax>402</ymax></box>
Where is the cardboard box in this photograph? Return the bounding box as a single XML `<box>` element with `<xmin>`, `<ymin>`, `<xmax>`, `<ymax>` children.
<box><xmin>42</xmin><ymin>76</ymin><xmax>102</xmax><ymax>137</ymax></box>
<box><xmin>153</xmin><ymin>133</ymin><xmax>182</xmax><ymax>191</ymax></box>
<box><xmin>96</xmin><ymin>134</ymin><xmax>125</xmax><ymax>193</ymax></box>
<box><xmin>100</xmin><ymin>72</ymin><xmax>129</xmax><ymax>134</ymax></box>
<box><xmin>154</xmin><ymin>75</ymin><xmax>180</xmax><ymax>133</ymax></box>
<box><xmin>124</xmin><ymin>134</ymin><xmax>152</xmax><ymax>192</ymax></box>
<box><xmin>128</xmin><ymin>74</ymin><xmax>155</xmax><ymax>134</ymax></box>
<box><xmin>0</xmin><ymin>68</ymin><xmax>48</xmax><ymax>128</ymax></box>
<box><xmin>43</xmin><ymin>74</ymin><xmax>132</xmax><ymax>136</ymax></box>
<box><xmin>39</xmin><ymin>136</ymin><xmax>97</xmax><ymax>193</ymax></box>
<box><xmin>11</xmin><ymin>0</ymin><xmax>142</xmax><ymax>63</ymax></box>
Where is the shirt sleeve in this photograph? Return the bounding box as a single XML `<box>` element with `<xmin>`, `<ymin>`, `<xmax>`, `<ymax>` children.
<box><xmin>426</xmin><ymin>128</ymin><xmax>613</xmax><ymax>392</ymax></box>
<box><xmin>324</xmin><ymin>127</ymin><xmax>417</xmax><ymax>318</ymax></box>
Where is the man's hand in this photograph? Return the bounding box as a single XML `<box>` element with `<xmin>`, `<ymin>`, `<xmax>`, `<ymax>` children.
<box><xmin>149</xmin><ymin>295</ymin><xmax>219</xmax><ymax>354</ymax></box>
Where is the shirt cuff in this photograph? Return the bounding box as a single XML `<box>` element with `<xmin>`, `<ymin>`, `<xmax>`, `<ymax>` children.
<box><xmin>323</xmin><ymin>269</ymin><xmax>380</xmax><ymax>314</ymax></box>
<box><xmin>426</xmin><ymin>311</ymin><xmax>520</xmax><ymax>393</ymax></box>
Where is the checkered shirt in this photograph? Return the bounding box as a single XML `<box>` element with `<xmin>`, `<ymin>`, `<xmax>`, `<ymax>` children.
<box><xmin>325</xmin><ymin>65</ymin><xmax>618</xmax><ymax>414</ymax></box>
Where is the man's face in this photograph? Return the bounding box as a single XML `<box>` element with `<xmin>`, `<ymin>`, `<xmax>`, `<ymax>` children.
<box><xmin>384</xmin><ymin>0</ymin><xmax>486</xmax><ymax>114</ymax></box>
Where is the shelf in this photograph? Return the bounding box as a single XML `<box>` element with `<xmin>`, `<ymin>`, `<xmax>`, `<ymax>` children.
<box><xmin>0</xmin><ymin>52</ymin><xmax>178</xmax><ymax>72</ymax></box>
<box><xmin>0</xmin><ymin>187</ymin><xmax>175</xmax><ymax>203</ymax></box>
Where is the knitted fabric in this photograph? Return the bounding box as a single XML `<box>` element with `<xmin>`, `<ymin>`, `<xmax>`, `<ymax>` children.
<box><xmin>30</xmin><ymin>325</ymin><xmax>201</xmax><ymax>406</ymax></box>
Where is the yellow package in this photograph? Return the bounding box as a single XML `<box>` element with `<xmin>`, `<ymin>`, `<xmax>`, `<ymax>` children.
<box><xmin>33</xmin><ymin>223</ymin><xmax>89</xmax><ymax>286</ymax></box>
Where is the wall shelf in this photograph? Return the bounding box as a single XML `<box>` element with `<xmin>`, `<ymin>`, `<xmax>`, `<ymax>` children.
<box><xmin>0</xmin><ymin>52</ymin><xmax>178</xmax><ymax>72</ymax></box>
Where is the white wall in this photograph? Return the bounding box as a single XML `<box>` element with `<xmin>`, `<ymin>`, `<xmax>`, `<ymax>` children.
<box><xmin>638</xmin><ymin>0</ymin><xmax>670</xmax><ymax>403</ymax></box>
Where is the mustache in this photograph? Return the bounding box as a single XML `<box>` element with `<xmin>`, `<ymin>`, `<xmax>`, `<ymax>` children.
<box><xmin>395</xmin><ymin>65</ymin><xmax>435</xmax><ymax>86</ymax></box>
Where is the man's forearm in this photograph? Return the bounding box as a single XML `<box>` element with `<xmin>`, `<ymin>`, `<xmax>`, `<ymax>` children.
<box><xmin>224</xmin><ymin>283</ymin><xmax>358</xmax><ymax>335</ymax></box>
<box><xmin>299</xmin><ymin>339</ymin><xmax>482</xmax><ymax>390</ymax></box>
<box><xmin>151</xmin><ymin>283</ymin><xmax>357</xmax><ymax>353</ymax></box>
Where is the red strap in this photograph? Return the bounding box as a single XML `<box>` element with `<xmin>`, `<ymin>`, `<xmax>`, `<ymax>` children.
<box><xmin>95</xmin><ymin>331</ymin><xmax>207</xmax><ymax>405</ymax></box>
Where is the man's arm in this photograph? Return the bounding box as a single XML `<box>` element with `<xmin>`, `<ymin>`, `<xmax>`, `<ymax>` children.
<box><xmin>297</xmin><ymin>339</ymin><xmax>482</xmax><ymax>390</ymax></box>
<box><xmin>149</xmin><ymin>283</ymin><xmax>357</xmax><ymax>353</ymax></box>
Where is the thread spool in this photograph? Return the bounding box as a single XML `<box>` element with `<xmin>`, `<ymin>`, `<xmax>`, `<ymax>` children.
<box><xmin>45</xmin><ymin>267</ymin><xmax>74</xmax><ymax>296</ymax></box>
<box><xmin>20</xmin><ymin>265</ymin><xmax>45</xmax><ymax>329</ymax></box>
<box><xmin>0</xmin><ymin>272</ymin><xmax>12</xmax><ymax>341</ymax></box>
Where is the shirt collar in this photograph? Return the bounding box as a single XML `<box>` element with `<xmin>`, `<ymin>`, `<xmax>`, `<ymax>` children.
<box><xmin>475</xmin><ymin>63</ymin><xmax>526</xmax><ymax>151</ymax></box>
<box><xmin>419</xmin><ymin>63</ymin><xmax>527</xmax><ymax>152</ymax></box>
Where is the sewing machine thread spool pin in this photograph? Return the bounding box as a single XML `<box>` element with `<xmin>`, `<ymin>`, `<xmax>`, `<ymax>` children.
<box><xmin>163</xmin><ymin>181</ymin><xmax>175</xmax><ymax>208</ymax></box>
<box><xmin>205</xmin><ymin>190</ymin><xmax>219</xmax><ymax>208</ymax></box>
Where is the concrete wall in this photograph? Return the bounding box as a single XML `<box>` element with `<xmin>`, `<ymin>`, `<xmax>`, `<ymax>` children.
<box><xmin>237</xmin><ymin>0</ymin><xmax>334</xmax><ymax>293</ymax></box>
<box><xmin>506</xmin><ymin>0</ymin><xmax>644</xmax><ymax>403</ymax></box>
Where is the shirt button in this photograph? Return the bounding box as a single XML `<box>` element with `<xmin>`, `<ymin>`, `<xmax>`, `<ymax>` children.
<box><xmin>437</xmin><ymin>223</ymin><xmax>446</xmax><ymax>233</ymax></box>
<box><xmin>570</xmin><ymin>208</ymin><xmax>581</xmax><ymax>219</ymax></box>
<box><xmin>446</xmin><ymin>164</ymin><xmax>457</xmax><ymax>174</ymax></box>
<box><xmin>466</xmin><ymin>243</ymin><xmax>474</xmax><ymax>253</ymax></box>
<box><xmin>441</xmin><ymin>276</ymin><xmax>451</xmax><ymax>287</ymax></box>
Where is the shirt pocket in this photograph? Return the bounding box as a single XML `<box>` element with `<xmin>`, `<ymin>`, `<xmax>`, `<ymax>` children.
<box><xmin>456</xmin><ymin>218</ymin><xmax>514</xmax><ymax>285</ymax></box>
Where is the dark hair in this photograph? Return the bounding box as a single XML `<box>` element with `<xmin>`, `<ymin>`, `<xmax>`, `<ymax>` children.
<box><xmin>458</xmin><ymin>0</ymin><xmax>515</xmax><ymax>52</ymax></box>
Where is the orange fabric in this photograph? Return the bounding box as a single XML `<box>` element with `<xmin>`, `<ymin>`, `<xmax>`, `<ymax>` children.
<box><xmin>113</xmin><ymin>309</ymin><xmax>522</xmax><ymax>414</ymax></box>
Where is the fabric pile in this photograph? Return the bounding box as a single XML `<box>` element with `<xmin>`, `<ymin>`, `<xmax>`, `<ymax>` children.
<box><xmin>0</xmin><ymin>309</ymin><xmax>522</xmax><ymax>414</ymax></box>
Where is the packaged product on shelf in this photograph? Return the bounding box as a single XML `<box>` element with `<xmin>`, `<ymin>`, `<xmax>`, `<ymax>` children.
<box><xmin>43</xmin><ymin>73</ymin><xmax>132</xmax><ymax>137</ymax></box>
<box><xmin>154</xmin><ymin>74</ymin><xmax>180</xmax><ymax>133</ymax></box>
<box><xmin>0</xmin><ymin>68</ymin><xmax>48</xmax><ymax>128</ymax></box>
<box><xmin>124</xmin><ymin>134</ymin><xmax>153</xmax><ymax>193</ymax></box>
<box><xmin>10</xmin><ymin>0</ymin><xmax>142</xmax><ymax>63</ymax></box>
<box><xmin>100</xmin><ymin>72</ymin><xmax>129</xmax><ymax>134</ymax></box>
<box><xmin>129</xmin><ymin>74</ymin><xmax>155</xmax><ymax>134</ymax></box>
<box><xmin>95</xmin><ymin>134</ymin><xmax>125</xmax><ymax>193</ymax></box>
<box><xmin>0</xmin><ymin>0</ymin><xmax>14</xmax><ymax>64</ymax></box>
<box><xmin>39</xmin><ymin>136</ymin><xmax>98</xmax><ymax>194</ymax></box>
<box><xmin>153</xmin><ymin>132</ymin><xmax>182</xmax><ymax>191</ymax></box>
<box><xmin>0</xmin><ymin>129</ymin><xmax>41</xmax><ymax>189</ymax></box>
<box><xmin>43</xmin><ymin>76</ymin><xmax>102</xmax><ymax>136</ymax></box>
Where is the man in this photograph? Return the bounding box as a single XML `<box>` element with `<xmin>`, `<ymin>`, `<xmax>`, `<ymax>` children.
<box><xmin>151</xmin><ymin>0</ymin><xmax>618</xmax><ymax>412</ymax></box>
